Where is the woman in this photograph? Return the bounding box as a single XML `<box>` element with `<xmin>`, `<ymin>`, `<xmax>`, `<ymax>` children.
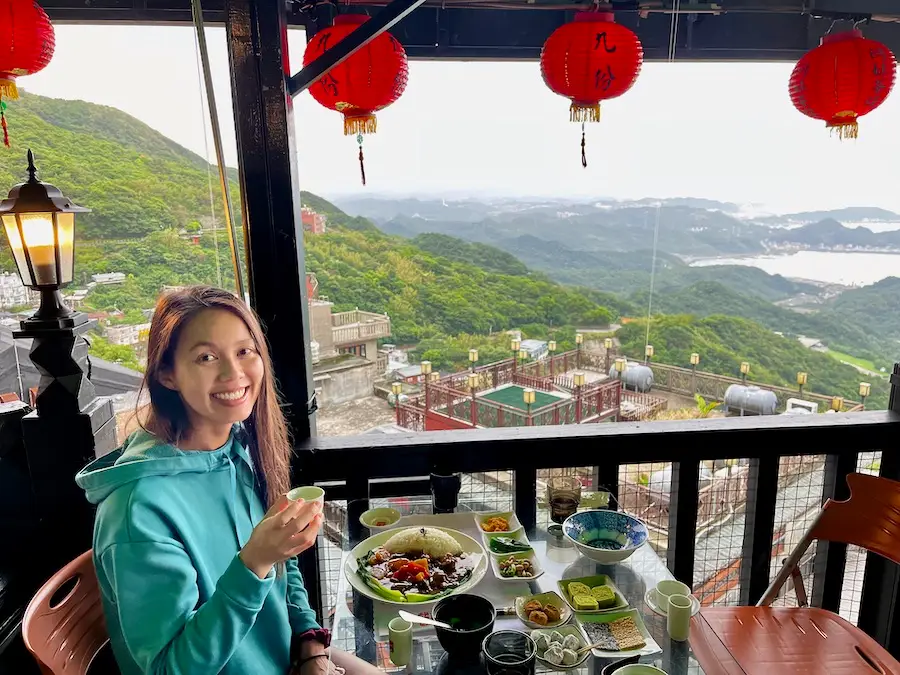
<box><xmin>76</xmin><ymin>286</ymin><xmax>380</xmax><ymax>675</ymax></box>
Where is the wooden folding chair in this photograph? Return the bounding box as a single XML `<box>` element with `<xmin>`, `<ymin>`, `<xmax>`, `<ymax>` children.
<box><xmin>690</xmin><ymin>473</ymin><xmax>900</xmax><ymax>675</ymax></box>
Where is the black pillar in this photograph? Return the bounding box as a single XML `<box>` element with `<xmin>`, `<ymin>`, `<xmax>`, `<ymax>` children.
<box><xmin>17</xmin><ymin>319</ymin><xmax>117</xmax><ymax>571</ymax></box>
<box><xmin>225</xmin><ymin>0</ymin><xmax>316</xmax><ymax>443</ymax></box>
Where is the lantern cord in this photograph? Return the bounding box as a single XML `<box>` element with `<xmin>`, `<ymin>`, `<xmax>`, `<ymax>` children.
<box><xmin>0</xmin><ymin>96</ymin><xmax>8</xmax><ymax>148</ymax></box>
<box><xmin>581</xmin><ymin>122</ymin><xmax>587</xmax><ymax>169</ymax></box>
<box><xmin>667</xmin><ymin>0</ymin><xmax>682</xmax><ymax>61</ymax></box>
<box><xmin>357</xmin><ymin>133</ymin><xmax>367</xmax><ymax>186</ymax></box>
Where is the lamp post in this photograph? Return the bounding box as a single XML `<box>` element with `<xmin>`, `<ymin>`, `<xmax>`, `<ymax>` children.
<box><xmin>797</xmin><ymin>371</ymin><xmax>808</xmax><ymax>397</ymax></box>
<box><xmin>548</xmin><ymin>340</ymin><xmax>557</xmax><ymax>378</ymax></box>
<box><xmin>831</xmin><ymin>396</ymin><xmax>844</xmax><ymax>413</ymax></box>
<box><xmin>421</xmin><ymin>360</ymin><xmax>432</xmax><ymax>412</ymax></box>
<box><xmin>740</xmin><ymin>361</ymin><xmax>751</xmax><ymax>384</ymax></box>
<box><xmin>859</xmin><ymin>382</ymin><xmax>871</xmax><ymax>410</ymax></box>
<box><xmin>690</xmin><ymin>353</ymin><xmax>700</xmax><ymax>394</ymax></box>
<box><xmin>523</xmin><ymin>387</ymin><xmax>536</xmax><ymax>426</ymax></box>
<box><xmin>391</xmin><ymin>381</ymin><xmax>403</xmax><ymax>425</ymax></box>
<box><xmin>575</xmin><ymin>332</ymin><xmax>584</xmax><ymax>369</ymax></box>
<box><xmin>468</xmin><ymin>372</ymin><xmax>479</xmax><ymax>426</ymax></box>
<box><xmin>644</xmin><ymin>344</ymin><xmax>654</xmax><ymax>365</ymax></box>
<box><xmin>519</xmin><ymin>349</ymin><xmax>528</xmax><ymax>377</ymax></box>
<box><xmin>604</xmin><ymin>337</ymin><xmax>613</xmax><ymax>372</ymax></box>
<box><xmin>468</xmin><ymin>348</ymin><xmax>478</xmax><ymax>373</ymax></box>
<box><xmin>614</xmin><ymin>357</ymin><xmax>627</xmax><ymax>391</ymax></box>
<box><xmin>573</xmin><ymin>371</ymin><xmax>585</xmax><ymax>423</ymax></box>
<box><xmin>0</xmin><ymin>151</ymin><xmax>115</xmax><ymax>563</ymax></box>
<box><xmin>511</xmin><ymin>337</ymin><xmax>520</xmax><ymax>374</ymax></box>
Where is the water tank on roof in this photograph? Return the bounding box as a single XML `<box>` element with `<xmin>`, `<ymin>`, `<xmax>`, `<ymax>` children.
<box><xmin>310</xmin><ymin>340</ymin><xmax>320</xmax><ymax>364</ymax></box>
<box><xmin>724</xmin><ymin>384</ymin><xmax>777</xmax><ymax>416</ymax></box>
<box><xmin>608</xmin><ymin>363</ymin><xmax>654</xmax><ymax>393</ymax></box>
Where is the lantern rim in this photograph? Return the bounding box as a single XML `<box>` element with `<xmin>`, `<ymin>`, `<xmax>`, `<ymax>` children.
<box><xmin>334</xmin><ymin>14</ymin><xmax>368</xmax><ymax>26</ymax></box>
<box><xmin>821</xmin><ymin>28</ymin><xmax>863</xmax><ymax>46</ymax></box>
<box><xmin>574</xmin><ymin>11</ymin><xmax>615</xmax><ymax>23</ymax></box>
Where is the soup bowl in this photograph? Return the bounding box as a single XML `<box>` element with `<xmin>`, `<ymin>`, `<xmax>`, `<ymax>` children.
<box><xmin>432</xmin><ymin>593</ymin><xmax>496</xmax><ymax>657</ymax></box>
<box><xmin>562</xmin><ymin>510</ymin><xmax>648</xmax><ymax>564</ymax></box>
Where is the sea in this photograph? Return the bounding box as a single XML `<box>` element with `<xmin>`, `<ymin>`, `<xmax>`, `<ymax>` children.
<box><xmin>690</xmin><ymin>250</ymin><xmax>900</xmax><ymax>287</ymax></box>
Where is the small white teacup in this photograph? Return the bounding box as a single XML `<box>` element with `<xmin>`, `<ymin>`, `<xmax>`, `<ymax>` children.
<box><xmin>654</xmin><ymin>579</ymin><xmax>690</xmax><ymax>615</ymax></box>
<box><xmin>287</xmin><ymin>486</ymin><xmax>325</xmax><ymax>510</ymax></box>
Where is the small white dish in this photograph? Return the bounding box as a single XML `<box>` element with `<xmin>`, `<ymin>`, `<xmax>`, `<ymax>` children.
<box><xmin>474</xmin><ymin>511</ymin><xmax>522</xmax><ymax>535</ymax></box>
<box><xmin>359</xmin><ymin>507</ymin><xmax>402</xmax><ymax>531</ymax></box>
<box><xmin>644</xmin><ymin>588</ymin><xmax>700</xmax><ymax>617</ymax></box>
<box><xmin>483</xmin><ymin>528</ymin><xmax>532</xmax><ymax>556</ymax></box>
<box><xmin>533</xmin><ymin>625</ymin><xmax>589</xmax><ymax>671</ymax></box>
<box><xmin>515</xmin><ymin>591</ymin><xmax>571</xmax><ymax>629</ymax></box>
<box><xmin>491</xmin><ymin>550</ymin><xmax>544</xmax><ymax>583</ymax></box>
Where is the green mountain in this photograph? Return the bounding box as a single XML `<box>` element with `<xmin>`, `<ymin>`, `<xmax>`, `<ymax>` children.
<box><xmin>619</xmin><ymin>315</ymin><xmax>889</xmax><ymax>408</ymax></box>
<box><xmin>0</xmin><ymin>91</ymin><xmax>239</xmax><ymax>239</ymax></box>
<box><xmin>632</xmin><ymin>281</ymin><xmax>895</xmax><ymax>367</ymax></box>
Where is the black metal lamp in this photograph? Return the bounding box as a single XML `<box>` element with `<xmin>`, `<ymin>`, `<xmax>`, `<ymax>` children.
<box><xmin>0</xmin><ymin>150</ymin><xmax>90</xmax><ymax>328</ymax></box>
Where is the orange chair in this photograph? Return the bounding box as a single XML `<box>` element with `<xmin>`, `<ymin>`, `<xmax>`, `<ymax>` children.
<box><xmin>691</xmin><ymin>473</ymin><xmax>900</xmax><ymax>674</ymax></box>
<box><xmin>22</xmin><ymin>550</ymin><xmax>111</xmax><ymax>675</ymax></box>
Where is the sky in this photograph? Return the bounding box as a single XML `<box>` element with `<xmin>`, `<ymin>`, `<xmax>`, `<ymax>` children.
<box><xmin>19</xmin><ymin>24</ymin><xmax>900</xmax><ymax>213</ymax></box>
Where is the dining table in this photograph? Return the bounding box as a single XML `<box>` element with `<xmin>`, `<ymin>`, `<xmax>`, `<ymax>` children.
<box><xmin>326</xmin><ymin>497</ymin><xmax>705</xmax><ymax>674</ymax></box>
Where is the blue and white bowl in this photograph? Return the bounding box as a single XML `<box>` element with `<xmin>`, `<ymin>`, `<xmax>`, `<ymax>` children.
<box><xmin>562</xmin><ymin>510</ymin><xmax>648</xmax><ymax>564</ymax></box>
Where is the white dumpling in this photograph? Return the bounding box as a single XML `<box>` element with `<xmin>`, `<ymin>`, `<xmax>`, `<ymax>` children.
<box><xmin>534</xmin><ymin>633</ymin><xmax>551</xmax><ymax>651</ymax></box>
<box><xmin>544</xmin><ymin>645</ymin><xmax>564</xmax><ymax>665</ymax></box>
<box><xmin>562</xmin><ymin>648</ymin><xmax>578</xmax><ymax>665</ymax></box>
<box><xmin>550</xmin><ymin>630</ymin><xmax>564</xmax><ymax>644</ymax></box>
<box><xmin>562</xmin><ymin>634</ymin><xmax>581</xmax><ymax>651</ymax></box>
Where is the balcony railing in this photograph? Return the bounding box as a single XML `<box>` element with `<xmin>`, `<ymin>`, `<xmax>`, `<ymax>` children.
<box><xmin>330</xmin><ymin>310</ymin><xmax>391</xmax><ymax>345</ymax></box>
<box><xmin>296</xmin><ymin>393</ymin><xmax>900</xmax><ymax>655</ymax></box>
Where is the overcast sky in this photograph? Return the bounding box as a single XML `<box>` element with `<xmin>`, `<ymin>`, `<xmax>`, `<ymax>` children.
<box><xmin>20</xmin><ymin>24</ymin><xmax>900</xmax><ymax>213</ymax></box>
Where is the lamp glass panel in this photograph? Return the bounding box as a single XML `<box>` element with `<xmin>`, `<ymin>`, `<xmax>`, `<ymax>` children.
<box><xmin>19</xmin><ymin>212</ymin><xmax>58</xmax><ymax>286</ymax></box>
<box><xmin>55</xmin><ymin>212</ymin><xmax>75</xmax><ymax>284</ymax></box>
<box><xmin>2</xmin><ymin>214</ymin><xmax>31</xmax><ymax>286</ymax></box>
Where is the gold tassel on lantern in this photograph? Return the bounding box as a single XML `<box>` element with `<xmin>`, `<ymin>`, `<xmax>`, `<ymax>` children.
<box><xmin>0</xmin><ymin>78</ymin><xmax>19</xmax><ymax>101</ymax></box>
<box><xmin>569</xmin><ymin>102</ymin><xmax>601</xmax><ymax>123</ymax></box>
<box><xmin>828</xmin><ymin>111</ymin><xmax>859</xmax><ymax>140</ymax></box>
<box><xmin>343</xmin><ymin>114</ymin><xmax>377</xmax><ymax>136</ymax></box>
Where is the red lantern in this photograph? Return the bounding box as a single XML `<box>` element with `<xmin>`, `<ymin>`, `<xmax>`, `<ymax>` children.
<box><xmin>0</xmin><ymin>0</ymin><xmax>56</xmax><ymax>147</ymax></box>
<box><xmin>303</xmin><ymin>14</ymin><xmax>408</xmax><ymax>185</ymax></box>
<box><xmin>789</xmin><ymin>29</ymin><xmax>896</xmax><ymax>139</ymax></box>
<box><xmin>541</xmin><ymin>11</ymin><xmax>643</xmax><ymax>167</ymax></box>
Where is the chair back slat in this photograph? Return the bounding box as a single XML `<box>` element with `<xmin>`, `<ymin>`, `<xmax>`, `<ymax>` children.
<box><xmin>22</xmin><ymin>550</ymin><xmax>110</xmax><ymax>675</ymax></box>
<box><xmin>812</xmin><ymin>473</ymin><xmax>900</xmax><ymax>566</ymax></box>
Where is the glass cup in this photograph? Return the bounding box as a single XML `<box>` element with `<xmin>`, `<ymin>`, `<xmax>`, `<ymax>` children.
<box><xmin>548</xmin><ymin>476</ymin><xmax>582</xmax><ymax>525</ymax></box>
<box><xmin>481</xmin><ymin>630</ymin><xmax>536</xmax><ymax>675</ymax></box>
<box><xmin>431</xmin><ymin>472</ymin><xmax>461</xmax><ymax>514</ymax></box>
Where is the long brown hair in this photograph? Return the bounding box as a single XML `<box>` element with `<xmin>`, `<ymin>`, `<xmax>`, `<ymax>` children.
<box><xmin>139</xmin><ymin>286</ymin><xmax>291</xmax><ymax>508</ymax></box>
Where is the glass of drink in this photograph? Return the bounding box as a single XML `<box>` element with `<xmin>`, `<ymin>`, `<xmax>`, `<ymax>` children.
<box><xmin>548</xmin><ymin>476</ymin><xmax>582</xmax><ymax>525</ymax></box>
<box><xmin>481</xmin><ymin>630</ymin><xmax>536</xmax><ymax>675</ymax></box>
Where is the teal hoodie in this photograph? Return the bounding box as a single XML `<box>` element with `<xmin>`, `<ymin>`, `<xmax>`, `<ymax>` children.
<box><xmin>75</xmin><ymin>428</ymin><xmax>320</xmax><ymax>675</ymax></box>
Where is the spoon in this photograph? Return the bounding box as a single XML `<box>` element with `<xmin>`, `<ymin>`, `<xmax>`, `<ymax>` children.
<box><xmin>398</xmin><ymin>609</ymin><xmax>453</xmax><ymax>630</ymax></box>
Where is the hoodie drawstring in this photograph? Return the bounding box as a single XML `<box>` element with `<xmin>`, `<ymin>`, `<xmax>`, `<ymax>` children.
<box><xmin>226</xmin><ymin>454</ymin><xmax>244</xmax><ymax>547</ymax></box>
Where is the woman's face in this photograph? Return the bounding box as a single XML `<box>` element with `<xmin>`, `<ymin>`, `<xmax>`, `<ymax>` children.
<box><xmin>160</xmin><ymin>308</ymin><xmax>264</xmax><ymax>435</ymax></box>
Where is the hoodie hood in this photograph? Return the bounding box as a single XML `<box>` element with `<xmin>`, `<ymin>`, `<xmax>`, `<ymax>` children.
<box><xmin>76</xmin><ymin>426</ymin><xmax>252</xmax><ymax>505</ymax></box>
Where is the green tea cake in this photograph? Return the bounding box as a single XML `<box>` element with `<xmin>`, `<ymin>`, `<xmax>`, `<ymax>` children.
<box><xmin>591</xmin><ymin>585</ymin><xmax>616</xmax><ymax>609</ymax></box>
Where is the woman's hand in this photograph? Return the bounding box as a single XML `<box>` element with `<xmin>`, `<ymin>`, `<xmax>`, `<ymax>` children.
<box><xmin>295</xmin><ymin>655</ymin><xmax>344</xmax><ymax>675</ymax></box>
<box><xmin>240</xmin><ymin>495</ymin><xmax>323</xmax><ymax>579</ymax></box>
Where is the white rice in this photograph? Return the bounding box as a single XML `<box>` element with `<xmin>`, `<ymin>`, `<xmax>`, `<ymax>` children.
<box><xmin>383</xmin><ymin>527</ymin><xmax>463</xmax><ymax>557</ymax></box>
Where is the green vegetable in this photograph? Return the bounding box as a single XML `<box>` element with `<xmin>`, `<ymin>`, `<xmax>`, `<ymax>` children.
<box><xmin>489</xmin><ymin>537</ymin><xmax>532</xmax><ymax>554</ymax></box>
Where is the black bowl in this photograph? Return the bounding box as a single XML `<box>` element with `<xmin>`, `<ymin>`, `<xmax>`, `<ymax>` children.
<box><xmin>433</xmin><ymin>594</ymin><xmax>496</xmax><ymax>657</ymax></box>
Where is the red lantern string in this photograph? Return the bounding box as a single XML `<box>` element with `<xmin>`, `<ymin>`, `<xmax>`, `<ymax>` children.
<box><xmin>357</xmin><ymin>134</ymin><xmax>366</xmax><ymax>187</ymax></box>
<box><xmin>0</xmin><ymin>98</ymin><xmax>8</xmax><ymax>148</ymax></box>
<box><xmin>789</xmin><ymin>29</ymin><xmax>897</xmax><ymax>139</ymax></box>
<box><xmin>581</xmin><ymin>122</ymin><xmax>587</xmax><ymax>168</ymax></box>
<box><xmin>541</xmin><ymin>11</ymin><xmax>643</xmax><ymax>167</ymax></box>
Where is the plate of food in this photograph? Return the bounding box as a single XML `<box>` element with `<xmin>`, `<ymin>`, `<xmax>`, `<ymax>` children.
<box><xmin>491</xmin><ymin>550</ymin><xmax>544</xmax><ymax>583</ymax></box>
<box><xmin>515</xmin><ymin>591</ymin><xmax>570</xmax><ymax>629</ymax></box>
<box><xmin>483</xmin><ymin>529</ymin><xmax>533</xmax><ymax>556</ymax></box>
<box><xmin>345</xmin><ymin>526</ymin><xmax>487</xmax><ymax>606</ymax></box>
<box><xmin>558</xmin><ymin>575</ymin><xmax>628</xmax><ymax>613</ymax></box>
<box><xmin>474</xmin><ymin>511</ymin><xmax>522</xmax><ymax>535</ymax></box>
<box><xmin>532</xmin><ymin>625</ymin><xmax>590</xmax><ymax>670</ymax></box>
<box><xmin>575</xmin><ymin>609</ymin><xmax>661</xmax><ymax>659</ymax></box>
